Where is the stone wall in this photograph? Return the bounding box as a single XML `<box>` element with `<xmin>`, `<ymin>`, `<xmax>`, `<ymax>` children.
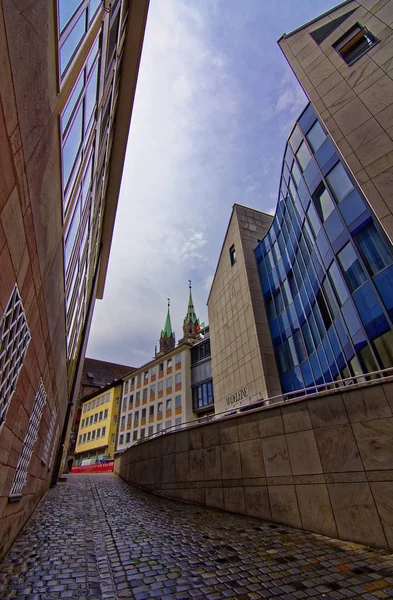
<box><xmin>115</xmin><ymin>380</ymin><xmax>393</xmax><ymax>550</ymax></box>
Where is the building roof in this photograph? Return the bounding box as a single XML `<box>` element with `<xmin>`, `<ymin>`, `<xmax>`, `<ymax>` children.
<box><xmin>82</xmin><ymin>358</ymin><xmax>136</xmax><ymax>389</ymax></box>
<box><xmin>278</xmin><ymin>0</ymin><xmax>354</xmax><ymax>41</ymax></box>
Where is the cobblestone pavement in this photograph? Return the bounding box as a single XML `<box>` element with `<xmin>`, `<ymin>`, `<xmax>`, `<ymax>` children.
<box><xmin>0</xmin><ymin>475</ymin><xmax>392</xmax><ymax>600</ymax></box>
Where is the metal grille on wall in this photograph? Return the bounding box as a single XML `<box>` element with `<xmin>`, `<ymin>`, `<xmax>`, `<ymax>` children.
<box><xmin>41</xmin><ymin>408</ymin><xmax>57</xmax><ymax>466</ymax></box>
<box><xmin>0</xmin><ymin>284</ymin><xmax>31</xmax><ymax>429</ymax></box>
<box><xmin>9</xmin><ymin>379</ymin><xmax>47</xmax><ymax>499</ymax></box>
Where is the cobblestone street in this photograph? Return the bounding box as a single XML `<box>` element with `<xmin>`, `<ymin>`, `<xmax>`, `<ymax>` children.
<box><xmin>0</xmin><ymin>474</ymin><xmax>392</xmax><ymax>600</ymax></box>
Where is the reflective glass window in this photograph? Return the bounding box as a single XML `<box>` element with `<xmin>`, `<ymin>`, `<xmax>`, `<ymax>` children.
<box><xmin>62</xmin><ymin>73</ymin><xmax>84</xmax><ymax>133</ymax></box>
<box><xmin>89</xmin><ymin>0</ymin><xmax>102</xmax><ymax>21</ymax></box>
<box><xmin>359</xmin><ymin>344</ymin><xmax>379</xmax><ymax>373</ymax></box>
<box><xmin>354</xmin><ymin>282</ymin><xmax>389</xmax><ymax>340</ymax></box>
<box><xmin>294</xmin><ymin>329</ymin><xmax>307</xmax><ymax>362</ymax></box>
<box><xmin>301</xmin><ymin>321</ymin><xmax>314</xmax><ymax>354</ymax></box>
<box><xmin>291</xmin><ymin>161</ymin><xmax>302</xmax><ymax>187</ymax></box>
<box><xmin>296</xmin><ymin>141</ymin><xmax>312</xmax><ymax>171</ymax></box>
<box><xmin>312</xmin><ymin>184</ymin><xmax>334</xmax><ymax>223</ymax></box>
<box><xmin>328</xmin><ymin>261</ymin><xmax>348</xmax><ymax>306</ymax></box>
<box><xmin>59</xmin><ymin>0</ymin><xmax>84</xmax><ymax>32</ymax></box>
<box><xmin>374</xmin><ymin>330</ymin><xmax>393</xmax><ymax>369</ymax></box>
<box><xmin>289</xmin><ymin>125</ymin><xmax>303</xmax><ymax>152</ymax></box>
<box><xmin>322</xmin><ymin>278</ymin><xmax>339</xmax><ymax>318</ymax></box>
<box><xmin>60</xmin><ymin>11</ymin><xmax>87</xmax><ymax>77</ymax></box>
<box><xmin>62</xmin><ymin>104</ymin><xmax>83</xmax><ymax>187</ymax></box>
<box><xmin>275</xmin><ymin>344</ymin><xmax>287</xmax><ymax>373</ymax></box>
<box><xmin>342</xmin><ymin>299</ymin><xmax>362</xmax><ymax>338</ymax></box>
<box><xmin>327</xmin><ymin>163</ymin><xmax>354</xmax><ymax>202</ymax></box>
<box><xmin>306</xmin><ymin>121</ymin><xmax>326</xmax><ymax>153</ymax></box>
<box><xmin>355</xmin><ymin>223</ymin><xmax>393</xmax><ymax>276</ymax></box>
<box><xmin>65</xmin><ymin>201</ymin><xmax>81</xmax><ymax>270</ymax></box>
<box><xmin>375</xmin><ymin>264</ymin><xmax>393</xmax><ymax>321</ymax></box>
<box><xmin>85</xmin><ymin>63</ymin><xmax>99</xmax><ymax>130</ymax></box>
<box><xmin>337</xmin><ymin>242</ymin><xmax>367</xmax><ymax>292</ymax></box>
<box><xmin>307</xmin><ymin>202</ymin><xmax>321</xmax><ymax>237</ymax></box>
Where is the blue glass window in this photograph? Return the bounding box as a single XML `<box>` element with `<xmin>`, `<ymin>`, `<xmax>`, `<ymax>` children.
<box><xmin>89</xmin><ymin>0</ymin><xmax>102</xmax><ymax>22</ymax></box>
<box><xmin>294</xmin><ymin>329</ymin><xmax>307</xmax><ymax>362</ymax></box>
<box><xmin>310</xmin><ymin>353</ymin><xmax>323</xmax><ymax>385</ymax></box>
<box><xmin>340</xmin><ymin>189</ymin><xmax>367</xmax><ymax>226</ymax></box>
<box><xmin>289</xmin><ymin>125</ymin><xmax>303</xmax><ymax>152</ymax></box>
<box><xmin>274</xmin><ymin>289</ymin><xmax>284</xmax><ymax>315</ymax></box>
<box><xmin>342</xmin><ymin>298</ymin><xmax>362</xmax><ymax>339</ymax></box>
<box><xmin>325</xmin><ymin>209</ymin><xmax>345</xmax><ymax>245</ymax></box>
<box><xmin>302</xmin><ymin>321</ymin><xmax>315</xmax><ymax>354</ymax></box>
<box><xmin>355</xmin><ymin>223</ymin><xmax>393</xmax><ymax>276</ymax></box>
<box><xmin>61</xmin><ymin>73</ymin><xmax>84</xmax><ymax>132</ymax></box>
<box><xmin>301</xmin><ymin>360</ymin><xmax>315</xmax><ymax>388</ymax></box>
<box><xmin>85</xmin><ymin>63</ymin><xmax>99</xmax><ymax>130</ymax></box>
<box><xmin>60</xmin><ymin>11</ymin><xmax>87</xmax><ymax>77</ymax></box>
<box><xmin>59</xmin><ymin>0</ymin><xmax>83</xmax><ymax>32</ymax></box>
<box><xmin>312</xmin><ymin>183</ymin><xmax>335</xmax><ymax>223</ymax></box>
<box><xmin>291</xmin><ymin>162</ymin><xmax>302</xmax><ymax>187</ymax></box>
<box><xmin>275</xmin><ymin>344</ymin><xmax>287</xmax><ymax>373</ymax></box>
<box><xmin>375</xmin><ymin>264</ymin><xmax>393</xmax><ymax>321</ymax></box>
<box><xmin>328</xmin><ymin>261</ymin><xmax>348</xmax><ymax>306</ymax></box>
<box><xmin>307</xmin><ymin>202</ymin><xmax>321</xmax><ymax>237</ymax></box>
<box><xmin>353</xmin><ymin>282</ymin><xmax>389</xmax><ymax>340</ymax></box>
<box><xmin>306</xmin><ymin>121</ymin><xmax>326</xmax><ymax>153</ymax></box>
<box><xmin>327</xmin><ymin>163</ymin><xmax>354</xmax><ymax>202</ymax></box>
<box><xmin>337</xmin><ymin>242</ymin><xmax>367</xmax><ymax>292</ymax></box>
<box><xmin>296</xmin><ymin>141</ymin><xmax>312</xmax><ymax>171</ymax></box>
<box><xmin>62</xmin><ymin>104</ymin><xmax>83</xmax><ymax>188</ymax></box>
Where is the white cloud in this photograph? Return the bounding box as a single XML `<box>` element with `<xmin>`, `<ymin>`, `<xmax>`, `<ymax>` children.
<box><xmin>204</xmin><ymin>273</ymin><xmax>214</xmax><ymax>292</ymax></box>
<box><xmin>275</xmin><ymin>69</ymin><xmax>306</xmax><ymax>117</ymax></box>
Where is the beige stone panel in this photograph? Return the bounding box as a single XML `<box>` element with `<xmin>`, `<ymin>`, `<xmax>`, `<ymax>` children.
<box><xmin>316</xmin><ymin>71</ymin><xmax>344</xmax><ymax>99</ymax></box>
<box><xmin>333</xmin><ymin>97</ymin><xmax>373</xmax><ymax>135</ymax></box>
<box><xmin>383</xmin><ymin>382</ymin><xmax>393</xmax><ymax>411</ymax></box>
<box><xmin>244</xmin><ymin>486</ymin><xmax>271</xmax><ymax>520</ymax></box>
<box><xmin>219</xmin><ymin>420</ymin><xmax>238</xmax><ymax>444</ymax></box>
<box><xmin>365</xmin><ymin>149</ymin><xmax>393</xmax><ymax>179</ymax></box>
<box><xmin>373</xmin><ymin>166</ymin><xmax>393</xmax><ymax>205</ymax></box>
<box><xmin>371</xmin><ymin>482</ymin><xmax>393</xmax><ymax>548</ymax></box>
<box><xmin>375</xmin><ymin>1</ymin><xmax>393</xmax><ymax>26</ymax></box>
<box><xmin>221</xmin><ymin>442</ymin><xmax>242</xmax><ymax>479</ymax></box>
<box><xmin>282</xmin><ymin>402</ymin><xmax>312</xmax><ymax>433</ymax></box>
<box><xmin>202</xmin><ymin>423</ymin><xmax>219</xmax><ymax>448</ymax></box>
<box><xmin>335</xmin><ymin>136</ymin><xmax>354</xmax><ymax>158</ymax></box>
<box><xmin>352</xmin><ymin>418</ymin><xmax>393</xmax><ymax>470</ymax></box>
<box><xmin>286</xmin><ymin>430</ymin><xmax>323</xmax><ymax>476</ymax></box>
<box><xmin>206</xmin><ymin>487</ymin><xmax>224</xmax><ymax>510</ymax></box>
<box><xmin>314</xmin><ymin>424</ymin><xmax>363</xmax><ymax>472</ymax></box>
<box><xmin>262</xmin><ymin>435</ymin><xmax>292</xmax><ymax>477</ymax></box>
<box><xmin>388</xmin><ymin>124</ymin><xmax>393</xmax><ymax>138</ymax></box>
<box><xmin>204</xmin><ymin>446</ymin><xmax>222</xmax><ymax>480</ymax></box>
<box><xmin>381</xmin><ymin>213</ymin><xmax>393</xmax><ymax>240</ymax></box>
<box><xmin>189</xmin><ymin>427</ymin><xmax>203</xmax><ymax>450</ymax></box>
<box><xmin>237</xmin><ymin>414</ymin><xmax>260</xmax><ymax>441</ymax></box>
<box><xmin>258</xmin><ymin>408</ymin><xmax>284</xmax><ymax>437</ymax></box>
<box><xmin>1</xmin><ymin>186</ymin><xmax>26</xmax><ymax>273</ymax></box>
<box><xmin>239</xmin><ymin>439</ymin><xmax>265</xmax><ymax>478</ymax></box>
<box><xmin>363</xmin><ymin>11</ymin><xmax>393</xmax><ymax>34</ymax></box>
<box><xmin>347</xmin><ymin>117</ymin><xmax>384</xmax><ymax>151</ymax></box>
<box><xmin>307</xmin><ymin>395</ymin><xmax>349</xmax><ymax>428</ymax></box>
<box><xmin>345</xmin><ymin>152</ymin><xmax>364</xmax><ymax>174</ymax></box>
<box><xmin>360</xmin><ymin>0</ymin><xmax>385</xmax><ymax>10</ymax></box>
<box><xmin>343</xmin><ymin>385</ymin><xmax>392</xmax><ymax>422</ymax></box>
<box><xmin>360</xmin><ymin>74</ymin><xmax>393</xmax><ymax>116</ymax></box>
<box><xmin>324</xmin><ymin>115</ymin><xmax>344</xmax><ymax>142</ymax></box>
<box><xmin>189</xmin><ymin>449</ymin><xmax>204</xmax><ymax>482</ymax></box>
<box><xmin>356</xmin><ymin>168</ymin><xmax>370</xmax><ymax>183</ymax></box>
<box><xmin>356</xmin><ymin>131</ymin><xmax>393</xmax><ymax>167</ymax></box>
<box><xmin>323</xmin><ymin>80</ymin><xmax>354</xmax><ymax>112</ymax></box>
<box><xmin>268</xmin><ymin>485</ymin><xmax>302</xmax><ymax>529</ymax></box>
<box><xmin>361</xmin><ymin>178</ymin><xmax>390</xmax><ymax>217</ymax></box>
<box><xmin>328</xmin><ymin>483</ymin><xmax>388</xmax><ymax>548</ymax></box>
<box><xmin>375</xmin><ymin>101</ymin><xmax>393</xmax><ymax>132</ymax></box>
<box><xmin>224</xmin><ymin>487</ymin><xmax>246</xmax><ymax>514</ymax></box>
<box><xmin>296</xmin><ymin>484</ymin><xmax>338</xmax><ymax>538</ymax></box>
<box><xmin>285</xmin><ymin>31</ymin><xmax>311</xmax><ymax>57</ymax></box>
<box><xmin>297</xmin><ymin>43</ymin><xmax>323</xmax><ymax>70</ymax></box>
<box><xmin>307</xmin><ymin>55</ymin><xmax>337</xmax><ymax>89</ymax></box>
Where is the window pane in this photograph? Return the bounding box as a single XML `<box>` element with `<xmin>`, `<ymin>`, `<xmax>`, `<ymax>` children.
<box><xmin>85</xmin><ymin>63</ymin><xmax>99</xmax><ymax>130</ymax></box>
<box><xmin>59</xmin><ymin>0</ymin><xmax>83</xmax><ymax>31</ymax></box>
<box><xmin>62</xmin><ymin>104</ymin><xmax>83</xmax><ymax>188</ymax></box>
<box><xmin>60</xmin><ymin>11</ymin><xmax>87</xmax><ymax>76</ymax></box>
<box><xmin>307</xmin><ymin>121</ymin><xmax>326</xmax><ymax>153</ymax></box>
<box><xmin>296</xmin><ymin>141</ymin><xmax>312</xmax><ymax>171</ymax></box>
<box><xmin>327</xmin><ymin>163</ymin><xmax>354</xmax><ymax>202</ymax></box>
<box><xmin>291</xmin><ymin>162</ymin><xmax>301</xmax><ymax>186</ymax></box>
<box><xmin>312</xmin><ymin>184</ymin><xmax>334</xmax><ymax>222</ymax></box>
<box><xmin>61</xmin><ymin>73</ymin><xmax>84</xmax><ymax>133</ymax></box>
<box><xmin>328</xmin><ymin>261</ymin><xmax>348</xmax><ymax>306</ymax></box>
<box><xmin>374</xmin><ymin>330</ymin><xmax>393</xmax><ymax>369</ymax></box>
<box><xmin>355</xmin><ymin>223</ymin><xmax>393</xmax><ymax>276</ymax></box>
<box><xmin>338</xmin><ymin>243</ymin><xmax>367</xmax><ymax>292</ymax></box>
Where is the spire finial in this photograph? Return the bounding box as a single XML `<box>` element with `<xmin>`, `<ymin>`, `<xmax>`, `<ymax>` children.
<box><xmin>168</xmin><ymin>298</ymin><xmax>170</xmax><ymax>309</ymax></box>
<box><xmin>189</xmin><ymin>279</ymin><xmax>191</xmax><ymax>289</ymax></box>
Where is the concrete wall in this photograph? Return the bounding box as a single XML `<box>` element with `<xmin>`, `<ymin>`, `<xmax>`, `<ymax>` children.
<box><xmin>115</xmin><ymin>380</ymin><xmax>393</xmax><ymax>550</ymax></box>
<box><xmin>279</xmin><ymin>0</ymin><xmax>393</xmax><ymax>242</ymax></box>
<box><xmin>0</xmin><ymin>1</ymin><xmax>67</xmax><ymax>559</ymax></box>
<box><xmin>208</xmin><ymin>205</ymin><xmax>280</xmax><ymax>414</ymax></box>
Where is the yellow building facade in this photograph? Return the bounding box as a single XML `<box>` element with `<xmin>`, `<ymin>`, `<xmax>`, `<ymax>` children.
<box><xmin>74</xmin><ymin>382</ymin><xmax>123</xmax><ymax>464</ymax></box>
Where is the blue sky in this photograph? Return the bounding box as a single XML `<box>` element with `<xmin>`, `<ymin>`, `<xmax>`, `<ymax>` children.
<box><xmin>87</xmin><ymin>0</ymin><xmax>340</xmax><ymax>367</ymax></box>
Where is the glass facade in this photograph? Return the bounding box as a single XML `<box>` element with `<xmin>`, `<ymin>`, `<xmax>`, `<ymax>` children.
<box><xmin>58</xmin><ymin>0</ymin><xmax>131</xmax><ymax>383</ymax></box>
<box><xmin>255</xmin><ymin>103</ymin><xmax>393</xmax><ymax>394</ymax></box>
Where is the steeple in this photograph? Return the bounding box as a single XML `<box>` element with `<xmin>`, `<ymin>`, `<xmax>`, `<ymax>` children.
<box><xmin>182</xmin><ymin>281</ymin><xmax>200</xmax><ymax>342</ymax></box>
<box><xmin>159</xmin><ymin>299</ymin><xmax>175</xmax><ymax>354</ymax></box>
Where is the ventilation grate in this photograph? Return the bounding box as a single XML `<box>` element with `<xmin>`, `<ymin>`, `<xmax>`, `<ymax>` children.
<box><xmin>42</xmin><ymin>407</ymin><xmax>57</xmax><ymax>466</ymax></box>
<box><xmin>0</xmin><ymin>284</ymin><xmax>31</xmax><ymax>429</ymax></box>
<box><xmin>9</xmin><ymin>379</ymin><xmax>47</xmax><ymax>499</ymax></box>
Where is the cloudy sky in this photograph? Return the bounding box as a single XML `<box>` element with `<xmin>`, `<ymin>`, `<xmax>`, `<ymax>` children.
<box><xmin>87</xmin><ymin>0</ymin><xmax>339</xmax><ymax>368</ymax></box>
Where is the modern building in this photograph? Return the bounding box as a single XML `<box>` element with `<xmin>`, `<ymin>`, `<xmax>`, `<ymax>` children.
<box><xmin>207</xmin><ymin>204</ymin><xmax>281</xmax><ymax>414</ymax></box>
<box><xmin>208</xmin><ymin>0</ymin><xmax>393</xmax><ymax>408</ymax></box>
<box><xmin>190</xmin><ymin>326</ymin><xmax>214</xmax><ymax>418</ymax></box>
<box><xmin>74</xmin><ymin>380</ymin><xmax>123</xmax><ymax>464</ymax></box>
<box><xmin>65</xmin><ymin>357</ymin><xmax>134</xmax><ymax>469</ymax></box>
<box><xmin>0</xmin><ymin>0</ymin><xmax>148</xmax><ymax>558</ymax></box>
<box><xmin>116</xmin><ymin>292</ymin><xmax>206</xmax><ymax>452</ymax></box>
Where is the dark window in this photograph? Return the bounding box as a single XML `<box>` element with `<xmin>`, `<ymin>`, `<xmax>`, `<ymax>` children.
<box><xmin>312</xmin><ymin>183</ymin><xmax>335</xmax><ymax>223</ymax></box>
<box><xmin>338</xmin><ymin>242</ymin><xmax>367</xmax><ymax>292</ymax></box>
<box><xmin>355</xmin><ymin>223</ymin><xmax>393</xmax><ymax>276</ymax></box>
<box><xmin>316</xmin><ymin>289</ymin><xmax>332</xmax><ymax>330</ymax></box>
<box><xmin>229</xmin><ymin>244</ymin><xmax>237</xmax><ymax>265</ymax></box>
<box><xmin>192</xmin><ymin>380</ymin><xmax>214</xmax><ymax>410</ymax></box>
<box><xmin>333</xmin><ymin>23</ymin><xmax>378</xmax><ymax>66</ymax></box>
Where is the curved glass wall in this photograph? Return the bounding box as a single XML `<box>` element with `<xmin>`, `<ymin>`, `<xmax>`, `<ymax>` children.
<box><xmin>255</xmin><ymin>103</ymin><xmax>393</xmax><ymax>393</ymax></box>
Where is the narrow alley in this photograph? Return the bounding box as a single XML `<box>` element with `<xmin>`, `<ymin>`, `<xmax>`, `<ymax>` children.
<box><xmin>0</xmin><ymin>474</ymin><xmax>392</xmax><ymax>600</ymax></box>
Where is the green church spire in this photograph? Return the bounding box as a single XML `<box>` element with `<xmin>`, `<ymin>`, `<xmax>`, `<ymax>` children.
<box><xmin>184</xmin><ymin>281</ymin><xmax>199</xmax><ymax>325</ymax></box>
<box><xmin>161</xmin><ymin>298</ymin><xmax>173</xmax><ymax>338</ymax></box>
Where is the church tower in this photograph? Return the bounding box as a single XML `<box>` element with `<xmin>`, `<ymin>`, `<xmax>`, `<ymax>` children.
<box><xmin>182</xmin><ymin>281</ymin><xmax>200</xmax><ymax>342</ymax></box>
<box><xmin>159</xmin><ymin>299</ymin><xmax>175</xmax><ymax>354</ymax></box>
